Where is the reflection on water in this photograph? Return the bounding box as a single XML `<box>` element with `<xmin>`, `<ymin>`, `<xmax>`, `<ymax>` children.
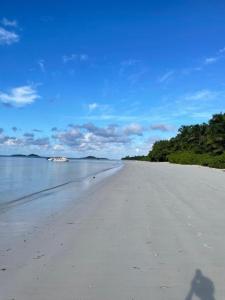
<box><xmin>0</xmin><ymin>157</ymin><xmax>121</xmax><ymax>209</ymax></box>
<box><xmin>0</xmin><ymin>157</ymin><xmax>122</xmax><ymax>239</ymax></box>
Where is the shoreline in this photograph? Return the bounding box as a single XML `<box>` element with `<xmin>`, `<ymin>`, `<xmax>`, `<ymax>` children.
<box><xmin>0</xmin><ymin>163</ymin><xmax>123</xmax><ymax>266</ymax></box>
<box><xmin>1</xmin><ymin>161</ymin><xmax>225</xmax><ymax>299</ymax></box>
<box><xmin>0</xmin><ymin>159</ymin><xmax>122</xmax><ymax>213</ymax></box>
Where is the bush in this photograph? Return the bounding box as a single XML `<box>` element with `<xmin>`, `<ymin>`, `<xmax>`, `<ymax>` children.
<box><xmin>168</xmin><ymin>151</ymin><xmax>225</xmax><ymax>169</ymax></box>
<box><xmin>122</xmin><ymin>155</ymin><xmax>149</xmax><ymax>161</ymax></box>
<box><xmin>148</xmin><ymin>140</ymin><xmax>172</xmax><ymax>162</ymax></box>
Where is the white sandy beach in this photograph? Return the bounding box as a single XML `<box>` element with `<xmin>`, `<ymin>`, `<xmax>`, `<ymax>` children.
<box><xmin>1</xmin><ymin>161</ymin><xmax>225</xmax><ymax>299</ymax></box>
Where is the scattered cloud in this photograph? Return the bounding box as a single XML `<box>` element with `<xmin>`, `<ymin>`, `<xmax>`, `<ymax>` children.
<box><xmin>0</xmin><ymin>121</ymin><xmax>172</xmax><ymax>158</ymax></box>
<box><xmin>119</xmin><ymin>59</ymin><xmax>140</xmax><ymax>75</ymax></box>
<box><xmin>0</xmin><ymin>85</ymin><xmax>40</xmax><ymax>107</ymax></box>
<box><xmin>0</xmin><ymin>27</ymin><xmax>19</xmax><ymax>45</ymax></box>
<box><xmin>63</xmin><ymin>54</ymin><xmax>77</xmax><ymax>63</ymax></box>
<box><xmin>86</xmin><ymin>102</ymin><xmax>112</xmax><ymax>115</ymax></box>
<box><xmin>119</xmin><ymin>59</ymin><xmax>147</xmax><ymax>85</ymax></box>
<box><xmin>88</xmin><ymin>102</ymin><xmax>99</xmax><ymax>111</ymax></box>
<box><xmin>204</xmin><ymin>56</ymin><xmax>220</xmax><ymax>65</ymax></box>
<box><xmin>202</xmin><ymin>47</ymin><xmax>225</xmax><ymax>66</ymax></box>
<box><xmin>23</xmin><ymin>132</ymin><xmax>34</xmax><ymax>138</ymax></box>
<box><xmin>0</xmin><ymin>128</ymin><xmax>4</xmax><ymax>134</ymax></box>
<box><xmin>38</xmin><ymin>59</ymin><xmax>45</xmax><ymax>72</ymax></box>
<box><xmin>158</xmin><ymin>70</ymin><xmax>174</xmax><ymax>83</ymax></box>
<box><xmin>53</xmin><ymin>144</ymin><xmax>65</xmax><ymax>151</ymax></box>
<box><xmin>181</xmin><ymin>66</ymin><xmax>202</xmax><ymax>75</ymax></box>
<box><xmin>124</xmin><ymin>123</ymin><xmax>143</xmax><ymax>136</ymax></box>
<box><xmin>12</xmin><ymin>126</ymin><xmax>18</xmax><ymax>132</ymax></box>
<box><xmin>25</xmin><ymin>137</ymin><xmax>50</xmax><ymax>147</ymax></box>
<box><xmin>121</xmin><ymin>59</ymin><xmax>140</xmax><ymax>67</ymax></box>
<box><xmin>62</xmin><ymin>53</ymin><xmax>89</xmax><ymax>63</ymax></box>
<box><xmin>80</xmin><ymin>54</ymin><xmax>89</xmax><ymax>61</ymax></box>
<box><xmin>0</xmin><ymin>135</ymin><xmax>20</xmax><ymax>146</ymax></box>
<box><xmin>181</xmin><ymin>47</ymin><xmax>225</xmax><ymax>77</ymax></box>
<box><xmin>53</xmin><ymin>122</ymin><xmax>145</xmax><ymax>152</ymax></box>
<box><xmin>0</xmin><ymin>132</ymin><xmax>50</xmax><ymax>148</ymax></box>
<box><xmin>127</xmin><ymin>69</ymin><xmax>147</xmax><ymax>85</ymax></box>
<box><xmin>184</xmin><ymin>89</ymin><xmax>217</xmax><ymax>101</ymax></box>
<box><xmin>33</xmin><ymin>128</ymin><xmax>43</xmax><ymax>133</ymax></box>
<box><xmin>1</xmin><ymin>18</ymin><xmax>17</xmax><ymax>27</ymax></box>
<box><xmin>219</xmin><ymin>47</ymin><xmax>225</xmax><ymax>54</ymax></box>
<box><xmin>150</xmin><ymin>124</ymin><xmax>175</xmax><ymax>132</ymax></box>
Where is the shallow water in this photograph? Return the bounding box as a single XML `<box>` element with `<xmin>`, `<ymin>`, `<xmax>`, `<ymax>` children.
<box><xmin>0</xmin><ymin>157</ymin><xmax>121</xmax><ymax>209</ymax></box>
<box><xmin>0</xmin><ymin>157</ymin><xmax>122</xmax><ymax>238</ymax></box>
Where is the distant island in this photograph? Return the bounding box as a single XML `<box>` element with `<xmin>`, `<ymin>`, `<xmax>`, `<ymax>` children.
<box><xmin>80</xmin><ymin>156</ymin><xmax>108</xmax><ymax>160</ymax></box>
<box><xmin>11</xmin><ymin>153</ymin><xmax>42</xmax><ymax>158</ymax></box>
<box><xmin>0</xmin><ymin>154</ymin><xmax>109</xmax><ymax>160</ymax></box>
<box><xmin>123</xmin><ymin>113</ymin><xmax>225</xmax><ymax>169</ymax></box>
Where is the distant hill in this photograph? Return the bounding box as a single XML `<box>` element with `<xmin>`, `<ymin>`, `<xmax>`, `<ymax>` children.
<box><xmin>80</xmin><ymin>156</ymin><xmax>108</xmax><ymax>160</ymax></box>
<box><xmin>10</xmin><ymin>153</ymin><xmax>43</xmax><ymax>158</ymax></box>
<box><xmin>28</xmin><ymin>154</ymin><xmax>42</xmax><ymax>158</ymax></box>
<box><xmin>1</xmin><ymin>154</ymin><xmax>109</xmax><ymax>160</ymax></box>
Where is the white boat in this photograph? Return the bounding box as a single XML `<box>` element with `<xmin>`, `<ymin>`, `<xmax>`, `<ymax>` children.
<box><xmin>48</xmin><ymin>157</ymin><xmax>69</xmax><ymax>162</ymax></box>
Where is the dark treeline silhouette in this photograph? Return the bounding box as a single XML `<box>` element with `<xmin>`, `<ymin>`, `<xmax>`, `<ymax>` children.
<box><xmin>123</xmin><ymin>113</ymin><xmax>225</xmax><ymax>168</ymax></box>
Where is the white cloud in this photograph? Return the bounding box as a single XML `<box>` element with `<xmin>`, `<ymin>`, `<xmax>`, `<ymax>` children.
<box><xmin>88</xmin><ymin>102</ymin><xmax>99</xmax><ymax>111</ymax></box>
<box><xmin>203</xmin><ymin>47</ymin><xmax>225</xmax><ymax>65</ymax></box>
<box><xmin>1</xmin><ymin>18</ymin><xmax>18</xmax><ymax>27</ymax></box>
<box><xmin>38</xmin><ymin>59</ymin><xmax>45</xmax><ymax>72</ymax></box>
<box><xmin>53</xmin><ymin>144</ymin><xmax>65</xmax><ymax>151</ymax></box>
<box><xmin>219</xmin><ymin>47</ymin><xmax>225</xmax><ymax>54</ymax></box>
<box><xmin>124</xmin><ymin>123</ymin><xmax>143</xmax><ymax>136</ymax></box>
<box><xmin>53</xmin><ymin>122</ymin><xmax>146</xmax><ymax>153</ymax></box>
<box><xmin>150</xmin><ymin>124</ymin><xmax>175</xmax><ymax>132</ymax></box>
<box><xmin>204</xmin><ymin>57</ymin><xmax>219</xmax><ymax>65</ymax></box>
<box><xmin>182</xmin><ymin>47</ymin><xmax>225</xmax><ymax>77</ymax></box>
<box><xmin>184</xmin><ymin>89</ymin><xmax>216</xmax><ymax>101</ymax></box>
<box><xmin>80</xmin><ymin>54</ymin><xmax>89</xmax><ymax>61</ymax></box>
<box><xmin>0</xmin><ymin>27</ymin><xmax>19</xmax><ymax>45</ymax></box>
<box><xmin>158</xmin><ymin>70</ymin><xmax>174</xmax><ymax>83</ymax></box>
<box><xmin>0</xmin><ymin>85</ymin><xmax>40</xmax><ymax>107</ymax></box>
<box><xmin>0</xmin><ymin>133</ymin><xmax>50</xmax><ymax>148</ymax></box>
<box><xmin>121</xmin><ymin>59</ymin><xmax>140</xmax><ymax>67</ymax></box>
<box><xmin>63</xmin><ymin>54</ymin><xmax>77</xmax><ymax>63</ymax></box>
<box><xmin>63</xmin><ymin>54</ymin><xmax>88</xmax><ymax>63</ymax></box>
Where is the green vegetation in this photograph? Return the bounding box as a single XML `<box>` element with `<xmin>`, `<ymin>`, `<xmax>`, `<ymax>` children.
<box><xmin>122</xmin><ymin>155</ymin><xmax>148</xmax><ymax>161</ymax></box>
<box><xmin>122</xmin><ymin>113</ymin><xmax>225</xmax><ymax>169</ymax></box>
<box><xmin>148</xmin><ymin>140</ymin><xmax>172</xmax><ymax>162</ymax></box>
<box><xmin>168</xmin><ymin>152</ymin><xmax>225</xmax><ymax>169</ymax></box>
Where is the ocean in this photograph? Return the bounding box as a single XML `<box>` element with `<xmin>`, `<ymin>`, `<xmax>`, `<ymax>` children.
<box><xmin>0</xmin><ymin>157</ymin><xmax>122</xmax><ymax>238</ymax></box>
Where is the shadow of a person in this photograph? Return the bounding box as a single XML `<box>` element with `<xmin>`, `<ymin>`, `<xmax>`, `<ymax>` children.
<box><xmin>185</xmin><ymin>269</ymin><xmax>215</xmax><ymax>300</ymax></box>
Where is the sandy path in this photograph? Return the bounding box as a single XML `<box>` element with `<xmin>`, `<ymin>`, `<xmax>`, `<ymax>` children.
<box><xmin>1</xmin><ymin>161</ymin><xmax>225</xmax><ymax>300</ymax></box>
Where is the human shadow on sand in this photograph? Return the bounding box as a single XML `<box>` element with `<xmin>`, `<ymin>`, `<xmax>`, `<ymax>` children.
<box><xmin>185</xmin><ymin>269</ymin><xmax>215</xmax><ymax>300</ymax></box>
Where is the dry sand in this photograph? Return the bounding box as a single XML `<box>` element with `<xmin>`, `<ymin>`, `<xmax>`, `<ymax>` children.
<box><xmin>1</xmin><ymin>161</ymin><xmax>225</xmax><ymax>299</ymax></box>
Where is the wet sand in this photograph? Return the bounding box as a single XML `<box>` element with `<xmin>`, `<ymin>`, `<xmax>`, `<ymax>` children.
<box><xmin>1</xmin><ymin>161</ymin><xmax>225</xmax><ymax>299</ymax></box>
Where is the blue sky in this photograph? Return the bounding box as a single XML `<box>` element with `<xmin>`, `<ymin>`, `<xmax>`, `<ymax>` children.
<box><xmin>0</xmin><ymin>0</ymin><xmax>225</xmax><ymax>158</ymax></box>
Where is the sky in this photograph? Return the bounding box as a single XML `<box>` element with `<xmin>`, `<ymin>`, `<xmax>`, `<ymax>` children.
<box><xmin>0</xmin><ymin>0</ymin><xmax>225</xmax><ymax>159</ymax></box>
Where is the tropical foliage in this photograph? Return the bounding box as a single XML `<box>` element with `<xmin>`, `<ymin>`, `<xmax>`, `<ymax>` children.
<box><xmin>122</xmin><ymin>113</ymin><xmax>225</xmax><ymax>169</ymax></box>
<box><xmin>122</xmin><ymin>155</ymin><xmax>147</xmax><ymax>161</ymax></box>
<box><xmin>168</xmin><ymin>151</ymin><xmax>225</xmax><ymax>169</ymax></box>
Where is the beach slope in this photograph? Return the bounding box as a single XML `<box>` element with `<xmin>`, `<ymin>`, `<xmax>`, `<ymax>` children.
<box><xmin>1</xmin><ymin>161</ymin><xmax>225</xmax><ymax>299</ymax></box>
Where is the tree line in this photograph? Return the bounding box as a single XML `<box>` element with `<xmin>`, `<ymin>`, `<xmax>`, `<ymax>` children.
<box><xmin>122</xmin><ymin>113</ymin><xmax>225</xmax><ymax>168</ymax></box>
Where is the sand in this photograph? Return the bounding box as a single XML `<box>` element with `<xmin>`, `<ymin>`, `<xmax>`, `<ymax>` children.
<box><xmin>1</xmin><ymin>161</ymin><xmax>225</xmax><ymax>300</ymax></box>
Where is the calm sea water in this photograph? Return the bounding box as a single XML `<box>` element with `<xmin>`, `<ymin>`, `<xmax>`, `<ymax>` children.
<box><xmin>0</xmin><ymin>157</ymin><xmax>122</xmax><ymax>245</ymax></box>
<box><xmin>0</xmin><ymin>157</ymin><xmax>121</xmax><ymax>213</ymax></box>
